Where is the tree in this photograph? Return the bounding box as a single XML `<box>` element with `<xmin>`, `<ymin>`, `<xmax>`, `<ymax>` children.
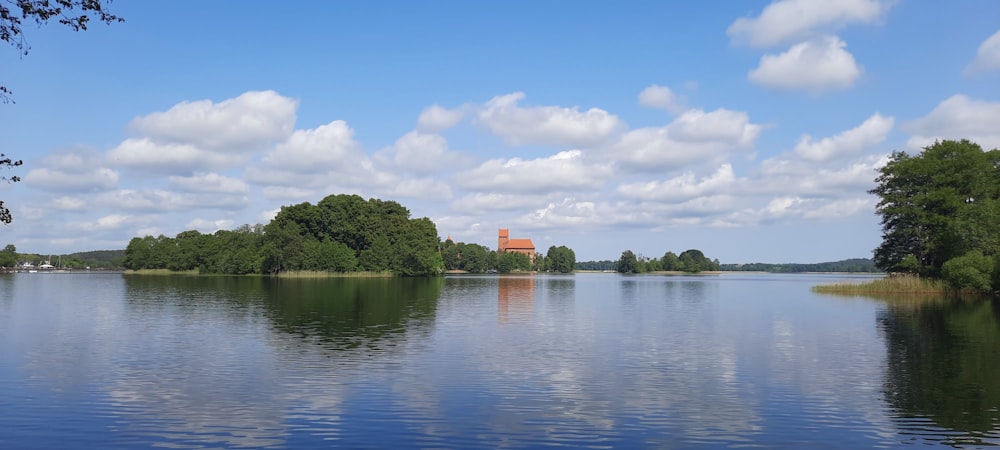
<box><xmin>0</xmin><ymin>153</ymin><xmax>22</xmax><ymax>224</ymax></box>
<box><xmin>546</xmin><ymin>245</ymin><xmax>576</xmax><ymax>273</ymax></box>
<box><xmin>871</xmin><ymin>140</ymin><xmax>1000</xmax><ymax>278</ymax></box>
<box><xmin>0</xmin><ymin>243</ymin><xmax>17</xmax><ymax>267</ymax></box>
<box><xmin>617</xmin><ymin>250</ymin><xmax>639</xmax><ymax>274</ymax></box>
<box><xmin>661</xmin><ymin>251</ymin><xmax>680</xmax><ymax>271</ymax></box>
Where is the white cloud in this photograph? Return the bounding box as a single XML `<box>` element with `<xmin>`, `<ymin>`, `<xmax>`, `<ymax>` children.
<box><xmin>129</xmin><ymin>90</ymin><xmax>297</xmax><ymax>151</ymax></box>
<box><xmin>70</xmin><ymin>214</ymin><xmax>134</xmax><ymax>232</ymax></box>
<box><xmin>748</xmin><ymin>36</ymin><xmax>862</xmax><ymax>92</ymax></box>
<box><xmin>23</xmin><ymin>152</ymin><xmax>119</xmax><ymax>192</ymax></box>
<box><xmin>375</xmin><ymin>131</ymin><xmax>468</xmax><ymax>175</ymax></box>
<box><xmin>612</xmin><ymin>109</ymin><xmax>761</xmax><ymax>171</ymax></box>
<box><xmin>168</xmin><ymin>172</ymin><xmax>250</xmax><ymax>194</ymax></box>
<box><xmin>728</xmin><ymin>0</ymin><xmax>894</xmax><ymax>48</ymax></box>
<box><xmin>794</xmin><ymin>113</ymin><xmax>894</xmax><ymax>161</ymax></box>
<box><xmin>451</xmin><ymin>193</ymin><xmax>552</xmax><ymax>215</ymax></box>
<box><xmin>107</xmin><ymin>138</ymin><xmax>237</xmax><ymax>174</ymax></box>
<box><xmin>966</xmin><ymin>30</ymin><xmax>1000</xmax><ymax>74</ymax></box>
<box><xmin>94</xmin><ymin>189</ymin><xmax>248</xmax><ymax>212</ymax></box>
<box><xmin>617</xmin><ymin>164</ymin><xmax>737</xmax><ymax>202</ymax></box>
<box><xmin>50</xmin><ymin>196</ymin><xmax>87</xmax><ymax>212</ymax></box>
<box><xmin>24</xmin><ymin>166</ymin><xmax>119</xmax><ymax>192</ymax></box>
<box><xmin>386</xmin><ymin>178</ymin><xmax>453</xmax><ymax>200</ymax></box>
<box><xmin>638</xmin><ymin>85</ymin><xmax>685</xmax><ymax>114</ymax></box>
<box><xmin>260</xmin><ymin>120</ymin><xmax>363</xmax><ymax>172</ymax></box>
<box><xmin>457</xmin><ymin>150</ymin><xmax>612</xmax><ymax>194</ymax></box>
<box><xmin>417</xmin><ymin>104</ymin><xmax>466</xmax><ymax>132</ymax></box>
<box><xmin>185</xmin><ymin>218</ymin><xmax>235</xmax><ymax>233</ymax></box>
<box><xmin>903</xmin><ymin>94</ymin><xmax>1000</xmax><ymax>151</ymax></box>
<box><xmin>757</xmin><ymin>154</ymin><xmax>887</xmax><ymax>196</ymax></box>
<box><xmin>476</xmin><ymin>92</ymin><xmax>624</xmax><ymax>147</ymax></box>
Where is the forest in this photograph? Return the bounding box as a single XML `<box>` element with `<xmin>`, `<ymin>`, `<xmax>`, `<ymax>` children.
<box><xmin>719</xmin><ymin>258</ymin><xmax>879</xmax><ymax>273</ymax></box>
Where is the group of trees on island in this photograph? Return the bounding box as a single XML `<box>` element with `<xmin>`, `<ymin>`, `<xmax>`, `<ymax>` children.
<box><xmin>124</xmin><ymin>195</ymin><xmax>446</xmax><ymax>276</ymax></box>
<box><xmin>122</xmin><ymin>194</ymin><xmax>578</xmax><ymax>277</ymax></box>
<box><xmin>872</xmin><ymin>140</ymin><xmax>1000</xmax><ymax>292</ymax></box>
<box><xmin>614</xmin><ymin>249</ymin><xmax>720</xmax><ymax>274</ymax></box>
<box><xmin>441</xmin><ymin>240</ymin><xmax>577</xmax><ymax>274</ymax></box>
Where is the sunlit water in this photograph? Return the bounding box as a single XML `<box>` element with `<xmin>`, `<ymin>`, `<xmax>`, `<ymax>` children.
<box><xmin>1</xmin><ymin>272</ymin><xmax>997</xmax><ymax>449</ymax></box>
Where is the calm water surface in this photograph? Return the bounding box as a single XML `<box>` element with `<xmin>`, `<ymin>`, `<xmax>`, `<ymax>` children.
<box><xmin>1</xmin><ymin>272</ymin><xmax>998</xmax><ymax>449</ymax></box>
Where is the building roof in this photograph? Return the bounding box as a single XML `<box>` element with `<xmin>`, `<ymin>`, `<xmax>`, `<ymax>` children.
<box><xmin>504</xmin><ymin>238</ymin><xmax>535</xmax><ymax>250</ymax></box>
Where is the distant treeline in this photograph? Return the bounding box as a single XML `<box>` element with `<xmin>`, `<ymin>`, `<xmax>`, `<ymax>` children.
<box><xmin>719</xmin><ymin>258</ymin><xmax>880</xmax><ymax>273</ymax></box>
<box><xmin>124</xmin><ymin>194</ymin><xmax>445</xmax><ymax>276</ymax></box>
<box><xmin>0</xmin><ymin>244</ymin><xmax>124</xmax><ymax>269</ymax></box>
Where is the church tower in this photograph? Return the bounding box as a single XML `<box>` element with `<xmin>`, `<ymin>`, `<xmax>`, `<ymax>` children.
<box><xmin>498</xmin><ymin>228</ymin><xmax>509</xmax><ymax>252</ymax></box>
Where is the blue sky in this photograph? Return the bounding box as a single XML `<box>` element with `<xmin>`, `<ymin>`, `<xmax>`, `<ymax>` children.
<box><xmin>2</xmin><ymin>1</ymin><xmax>999</xmax><ymax>263</ymax></box>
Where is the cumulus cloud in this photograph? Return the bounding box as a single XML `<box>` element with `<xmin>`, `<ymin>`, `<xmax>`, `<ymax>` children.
<box><xmin>476</xmin><ymin>92</ymin><xmax>624</xmax><ymax>147</ymax></box>
<box><xmin>794</xmin><ymin>113</ymin><xmax>894</xmax><ymax>161</ymax></box>
<box><xmin>260</xmin><ymin>120</ymin><xmax>362</xmax><ymax>172</ymax></box>
<box><xmin>417</xmin><ymin>104</ymin><xmax>466</xmax><ymax>132</ymax></box>
<box><xmin>728</xmin><ymin>0</ymin><xmax>894</xmax><ymax>48</ymax></box>
<box><xmin>748</xmin><ymin>36</ymin><xmax>862</xmax><ymax>92</ymax></box>
<box><xmin>966</xmin><ymin>30</ymin><xmax>1000</xmax><ymax>74</ymax></box>
<box><xmin>24</xmin><ymin>167</ymin><xmax>119</xmax><ymax>192</ymax></box>
<box><xmin>757</xmin><ymin>154</ymin><xmax>888</xmax><ymax>196</ymax></box>
<box><xmin>107</xmin><ymin>138</ymin><xmax>238</xmax><ymax>174</ymax></box>
<box><xmin>638</xmin><ymin>85</ymin><xmax>685</xmax><ymax>114</ymax></box>
<box><xmin>374</xmin><ymin>131</ymin><xmax>469</xmax><ymax>175</ymax></box>
<box><xmin>457</xmin><ymin>150</ymin><xmax>613</xmax><ymax>194</ymax></box>
<box><xmin>23</xmin><ymin>152</ymin><xmax>119</xmax><ymax>192</ymax></box>
<box><xmin>617</xmin><ymin>164</ymin><xmax>737</xmax><ymax>202</ymax></box>
<box><xmin>612</xmin><ymin>108</ymin><xmax>761</xmax><ymax>171</ymax></box>
<box><xmin>451</xmin><ymin>193</ymin><xmax>553</xmax><ymax>215</ymax></box>
<box><xmin>903</xmin><ymin>94</ymin><xmax>1000</xmax><ymax>150</ymax></box>
<box><xmin>94</xmin><ymin>189</ymin><xmax>248</xmax><ymax>212</ymax></box>
<box><xmin>168</xmin><ymin>172</ymin><xmax>250</xmax><ymax>194</ymax></box>
<box><xmin>129</xmin><ymin>90</ymin><xmax>297</xmax><ymax>151</ymax></box>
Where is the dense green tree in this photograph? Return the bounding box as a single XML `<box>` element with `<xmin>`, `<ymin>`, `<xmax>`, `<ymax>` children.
<box><xmin>358</xmin><ymin>234</ymin><xmax>393</xmax><ymax>272</ymax></box>
<box><xmin>0</xmin><ymin>243</ymin><xmax>16</xmax><ymax>267</ymax></box>
<box><xmin>941</xmin><ymin>250</ymin><xmax>994</xmax><ymax>291</ymax></box>
<box><xmin>872</xmin><ymin>140</ymin><xmax>1000</xmax><ymax>279</ymax></box>
<box><xmin>496</xmin><ymin>251</ymin><xmax>531</xmax><ymax>273</ymax></box>
<box><xmin>441</xmin><ymin>239</ymin><xmax>460</xmax><ymax>270</ymax></box>
<box><xmin>460</xmin><ymin>243</ymin><xmax>490</xmax><ymax>273</ymax></box>
<box><xmin>547</xmin><ymin>245</ymin><xmax>576</xmax><ymax>273</ymax></box>
<box><xmin>617</xmin><ymin>250</ymin><xmax>639</xmax><ymax>274</ymax></box>
<box><xmin>661</xmin><ymin>251</ymin><xmax>680</xmax><ymax>271</ymax></box>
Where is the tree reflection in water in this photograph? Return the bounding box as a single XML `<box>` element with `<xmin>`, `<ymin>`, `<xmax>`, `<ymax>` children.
<box><xmin>878</xmin><ymin>296</ymin><xmax>1000</xmax><ymax>444</ymax></box>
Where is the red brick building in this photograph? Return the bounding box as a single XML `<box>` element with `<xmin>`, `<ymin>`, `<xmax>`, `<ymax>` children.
<box><xmin>498</xmin><ymin>228</ymin><xmax>536</xmax><ymax>261</ymax></box>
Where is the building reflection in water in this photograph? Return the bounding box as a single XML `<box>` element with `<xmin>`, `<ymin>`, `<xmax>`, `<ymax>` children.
<box><xmin>498</xmin><ymin>275</ymin><xmax>535</xmax><ymax>323</ymax></box>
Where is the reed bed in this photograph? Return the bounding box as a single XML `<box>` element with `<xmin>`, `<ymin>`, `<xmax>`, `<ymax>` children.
<box><xmin>812</xmin><ymin>273</ymin><xmax>947</xmax><ymax>295</ymax></box>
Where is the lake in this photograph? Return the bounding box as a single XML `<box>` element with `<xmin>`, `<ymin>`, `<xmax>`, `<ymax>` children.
<box><xmin>1</xmin><ymin>272</ymin><xmax>998</xmax><ymax>449</ymax></box>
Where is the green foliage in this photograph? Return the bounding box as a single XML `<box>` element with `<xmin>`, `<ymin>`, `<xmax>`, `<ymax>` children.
<box><xmin>124</xmin><ymin>194</ymin><xmax>444</xmax><ymax>276</ymax></box>
<box><xmin>941</xmin><ymin>250</ymin><xmax>995</xmax><ymax>292</ymax></box>
<box><xmin>871</xmin><ymin>140</ymin><xmax>1000</xmax><ymax>281</ymax></box>
<box><xmin>0</xmin><ymin>243</ymin><xmax>16</xmax><ymax>267</ymax></box>
<box><xmin>496</xmin><ymin>251</ymin><xmax>531</xmax><ymax>273</ymax></box>
<box><xmin>617</xmin><ymin>250</ymin><xmax>639</xmax><ymax>273</ymax></box>
<box><xmin>546</xmin><ymin>245</ymin><xmax>576</xmax><ymax>273</ymax></box>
